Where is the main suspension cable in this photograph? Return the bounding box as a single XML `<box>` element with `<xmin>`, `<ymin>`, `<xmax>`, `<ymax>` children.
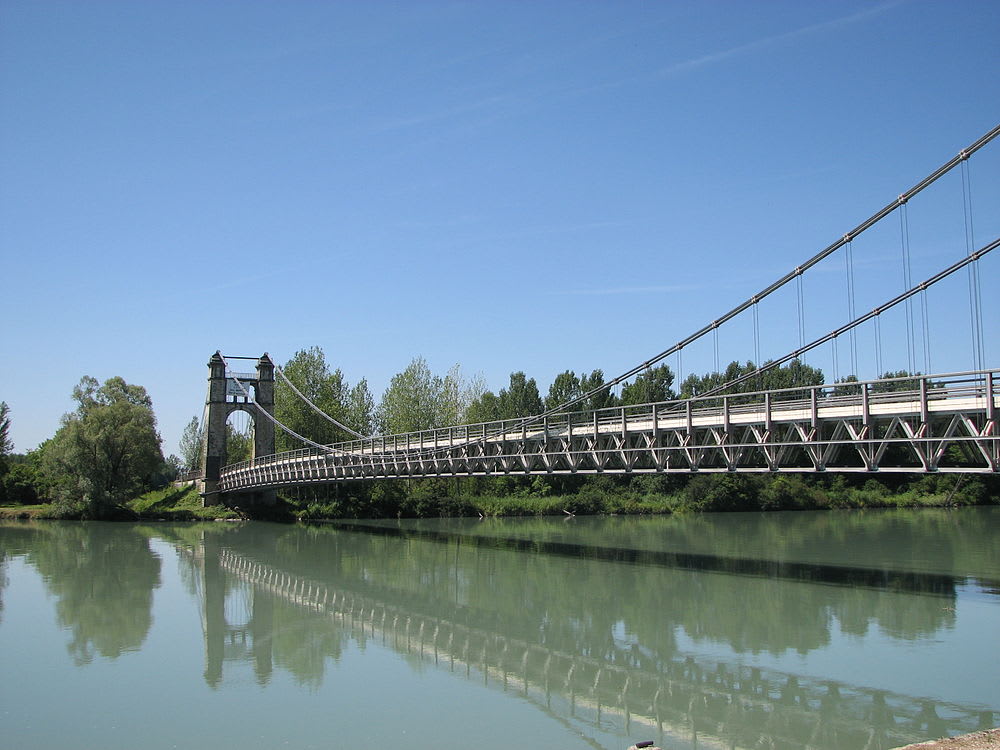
<box><xmin>274</xmin><ymin>365</ymin><xmax>368</xmax><ymax>439</ymax></box>
<box><xmin>259</xmin><ymin>124</ymin><xmax>1000</xmax><ymax>453</ymax></box>
<box><xmin>339</xmin><ymin>235</ymin><xmax>999</xmax><ymax>463</ymax></box>
<box><xmin>237</xmin><ymin>126</ymin><xmax>1000</xmax><ymax>464</ymax></box>
<box><xmin>652</xmin><ymin>236</ymin><xmax>998</xmax><ymax>405</ymax></box>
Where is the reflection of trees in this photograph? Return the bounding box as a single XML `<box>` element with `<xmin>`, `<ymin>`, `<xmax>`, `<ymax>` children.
<box><xmin>25</xmin><ymin>522</ymin><xmax>161</xmax><ymax>664</ymax></box>
<box><xmin>210</xmin><ymin>519</ymin><xmax>960</xmax><ymax>672</ymax></box>
<box><xmin>176</xmin><ymin>516</ymin><xmax>993</xmax><ymax>749</ymax></box>
<box><xmin>406</xmin><ymin>508</ymin><xmax>998</xmax><ymax>586</ymax></box>
<box><xmin>270</xmin><ymin>598</ymin><xmax>346</xmax><ymax>688</ymax></box>
<box><xmin>205</xmin><ymin>527</ymin><xmax>991</xmax><ymax>750</ymax></box>
<box><xmin>0</xmin><ymin>523</ymin><xmax>52</xmax><ymax>625</ymax></box>
<box><xmin>0</xmin><ymin>553</ymin><xmax>7</xmax><ymax>624</ymax></box>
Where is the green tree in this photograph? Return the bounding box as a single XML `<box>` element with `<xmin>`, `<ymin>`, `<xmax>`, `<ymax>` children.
<box><xmin>438</xmin><ymin>364</ymin><xmax>465</xmax><ymax>428</ymax></box>
<box><xmin>376</xmin><ymin>358</ymin><xmax>474</xmax><ymax>434</ymax></box>
<box><xmin>465</xmin><ymin>390</ymin><xmax>502</xmax><ymax>424</ymax></box>
<box><xmin>159</xmin><ymin>454</ymin><xmax>183</xmax><ymax>483</ymax></box>
<box><xmin>621</xmin><ymin>364</ymin><xmax>675</xmax><ymax>405</ymax></box>
<box><xmin>345</xmin><ymin>379</ymin><xmax>376</xmax><ymax>437</ymax></box>
<box><xmin>832</xmin><ymin>374</ymin><xmax>861</xmax><ymax>396</ymax></box>
<box><xmin>2</xmin><ymin>463</ymin><xmax>40</xmax><ymax>505</ymax></box>
<box><xmin>42</xmin><ymin>376</ymin><xmax>164</xmax><ymax>518</ymax></box>
<box><xmin>461</xmin><ymin>372</ymin><xmax>489</xmax><ymax>422</ymax></box>
<box><xmin>545</xmin><ymin>370</ymin><xmax>582</xmax><ymax>411</ymax></box>
<box><xmin>0</xmin><ymin>401</ymin><xmax>11</xmax><ymax>460</ymax></box>
<box><xmin>0</xmin><ymin>401</ymin><xmax>10</xmax><ymax>503</ymax></box>
<box><xmin>680</xmin><ymin>359</ymin><xmax>823</xmax><ymax>402</ymax></box>
<box><xmin>497</xmin><ymin>372</ymin><xmax>543</xmax><ymax>419</ymax></box>
<box><xmin>275</xmin><ymin>347</ymin><xmax>351</xmax><ymax>451</ymax></box>
<box><xmin>871</xmin><ymin>370</ymin><xmax>922</xmax><ymax>393</ymax></box>
<box><xmin>377</xmin><ymin>356</ymin><xmax>445</xmax><ymax>434</ymax></box>
<box><xmin>178</xmin><ymin>416</ymin><xmax>203</xmax><ymax>472</ymax></box>
<box><xmin>761</xmin><ymin>358</ymin><xmax>825</xmax><ymax>396</ymax></box>
<box><xmin>579</xmin><ymin>369</ymin><xmax>619</xmax><ymax>411</ymax></box>
<box><xmin>225</xmin><ymin>423</ymin><xmax>252</xmax><ymax>464</ymax></box>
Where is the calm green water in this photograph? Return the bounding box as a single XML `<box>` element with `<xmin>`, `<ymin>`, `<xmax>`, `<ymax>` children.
<box><xmin>1</xmin><ymin>509</ymin><xmax>998</xmax><ymax>750</ymax></box>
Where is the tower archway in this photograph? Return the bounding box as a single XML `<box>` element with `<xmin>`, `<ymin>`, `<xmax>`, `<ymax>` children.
<box><xmin>199</xmin><ymin>352</ymin><xmax>275</xmax><ymax>505</ymax></box>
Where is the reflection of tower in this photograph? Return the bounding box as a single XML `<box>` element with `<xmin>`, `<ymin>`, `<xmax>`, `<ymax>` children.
<box><xmin>198</xmin><ymin>531</ymin><xmax>273</xmax><ymax>688</ymax></box>
<box><xmin>201</xmin><ymin>531</ymin><xmax>225</xmax><ymax>688</ymax></box>
<box><xmin>199</xmin><ymin>351</ymin><xmax>275</xmax><ymax>506</ymax></box>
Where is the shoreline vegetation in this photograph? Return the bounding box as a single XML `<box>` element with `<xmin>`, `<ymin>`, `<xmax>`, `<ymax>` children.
<box><xmin>1</xmin><ymin>472</ymin><xmax>996</xmax><ymax>522</ymax></box>
<box><xmin>1</xmin><ymin>352</ymin><xmax>996</xmax><ymax>523</ymax></box>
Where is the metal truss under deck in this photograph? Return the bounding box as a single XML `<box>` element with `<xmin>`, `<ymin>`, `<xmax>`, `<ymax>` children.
<box><xmin>220</xmin><ymin>370</ymin><xmax>999</xmax><ymax>492</ymax></box>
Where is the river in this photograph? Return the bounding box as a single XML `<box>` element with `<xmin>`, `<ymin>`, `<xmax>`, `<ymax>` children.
<box><xmin>1</xmin><ymin>508</ymin><xmax>998</xmax><ymax>750</ymax></box>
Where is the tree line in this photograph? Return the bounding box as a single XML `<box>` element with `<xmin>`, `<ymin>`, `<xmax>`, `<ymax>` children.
<box><xmin>2</xmin><ymin>346</ymin><xmax>995</xmax><ymax>519</ymax></box>
<box><xmin>178</xmin><ymin>345</ymin><xmax>993</xmax><ymax>516</ymax></box>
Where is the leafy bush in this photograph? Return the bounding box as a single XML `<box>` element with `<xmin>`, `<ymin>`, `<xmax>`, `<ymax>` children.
<box><xmin>684</xmin><ymin>474</ymin><xmax>761</xmax><ymax>511</ymax></box>
<box><xmin>2</xmin><ymin>463</ymin><xmax>40</xmax><ymax>505</ymax></box>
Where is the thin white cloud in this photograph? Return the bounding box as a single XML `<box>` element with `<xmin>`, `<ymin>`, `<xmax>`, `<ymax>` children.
<box><xmin>653</xmin><ymin>1</ymin><xmax>906</xmax><ymax>79</ymax></box>
<box><xmin>566</xmin><ymin>0</ymin><xmax>907</xmax><ymax>99</ymax></box>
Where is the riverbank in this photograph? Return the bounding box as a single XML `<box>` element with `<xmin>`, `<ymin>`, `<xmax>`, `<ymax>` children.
<box><xmin>287</xmin><ymin>472</ymin><xmax>997</xmax><ymax>520</ymax></box>
<box><xmin>1</xmin><ymin>472</ymin><xmax>995</xmax><ymax>521</ymax></box>
<box><xmin>894</xmin><ymin>729</ymin><xmax>1000</xmax><ymax>749</ymax></box>
<box><xmin>0</xmin><ymin>486</ymin><xmax>239</xmax><ymax>521</ymax></box>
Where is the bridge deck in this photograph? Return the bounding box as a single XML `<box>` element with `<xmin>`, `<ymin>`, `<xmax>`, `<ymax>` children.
<box><xmin>219</xmin><ymin>372</ymin><xmax>999</xmax><ymax>489</ymax></box>
<box><xmin>349</xmin><ymin>394</ymin><xmax>994</xmax><ymax>454</ymax></box>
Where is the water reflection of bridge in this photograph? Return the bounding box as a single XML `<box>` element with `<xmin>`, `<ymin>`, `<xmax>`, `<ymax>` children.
<box><xmin>202</xmin><ymin>542</ymin><xmax>994</xmax><ymax>750</ymax></box>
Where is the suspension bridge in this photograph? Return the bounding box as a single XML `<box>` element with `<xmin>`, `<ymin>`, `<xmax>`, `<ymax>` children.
<box><xmin>196</xmin><ymin>125</ymin><xmax>999</xmax><ymax>505</ymax></box>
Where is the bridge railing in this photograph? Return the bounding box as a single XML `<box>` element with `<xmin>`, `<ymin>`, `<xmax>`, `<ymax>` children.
<box><xmin>220</xmin><ymin>369</ymin><xmax>997</xmax><ymax>473</ymax></box>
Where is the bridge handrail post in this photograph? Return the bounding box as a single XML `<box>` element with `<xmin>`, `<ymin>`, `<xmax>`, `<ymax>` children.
<box><xmin>987</xmin><ymin>371</ymin><xmax>997</xmax><ymax>424</ymax></box>
<box><xmin>651</xmin><ymin>403</ymin><xmax>659</xmax><ymax>442</ymax></box>
<box><xmin>765</xmin><ymin>391</ymin><xmax>773</xmax><ymax>434</ymax></box>
<box><xmin>722</xmin><ymin>396</ymin><xmax>730</xmax><ymax>433</ymax></box>
<box><xmin>810</xmin><ymin>387</ymin><xmax>818</xmax><ymax>429</ymax></box>
<box><xmin>621</xmin><ymin>406</ymin><xmax>627</xmax><ymax>439</ymax></box>
<box><xmin>920</xmin><ymin>377</ymin><xmax>930</xmax><ymax>425</ymax></box>
<box><xmin>862</xmin><ymin>382</ymin><xmax>871</xmax><ymax>425</ymax></box>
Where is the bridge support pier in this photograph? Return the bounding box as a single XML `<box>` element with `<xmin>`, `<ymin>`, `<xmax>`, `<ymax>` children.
<box><xmin>198</xmin><ymin>351</ymin><xmax>276</xmax><ymax>508</ymax></box>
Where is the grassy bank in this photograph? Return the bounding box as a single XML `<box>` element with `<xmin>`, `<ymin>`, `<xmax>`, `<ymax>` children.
<box><xmin>126</xmin><ymin>485</ymin><xmax>241</xmax><ymax>520</ymax></box>
<box><xmin>0</xmin><ymin>503</ymin><xmax>53</xmax><ymax>520</ymax></box>
<box><xmin>2</xmin><ymin>473</ymin><xmax>995</xmax><ymax>522</ymax></box>
<box><xmin>0</xmin><ymin>485</ymin><xmax>238</xmax><ymax>521</ymax></box>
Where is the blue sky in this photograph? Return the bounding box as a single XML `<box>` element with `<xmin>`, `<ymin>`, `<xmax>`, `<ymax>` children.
<box><xmin>2</xmin><ymin>0</ymin><xmax>998</xmax><ymax>456</ymax></box>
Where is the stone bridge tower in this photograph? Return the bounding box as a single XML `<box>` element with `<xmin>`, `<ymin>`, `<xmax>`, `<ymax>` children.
<box><xmin>199</xmin><ymin>351</ymin><xmax>276</xmax><ymax>506</ymax></box>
